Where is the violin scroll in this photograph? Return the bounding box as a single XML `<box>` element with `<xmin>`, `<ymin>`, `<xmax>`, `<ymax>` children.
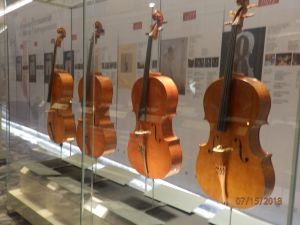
<box><xmin>95</xmin><ymin>21</ymin><xmax>105</xmax><ymax>43</ymax></box>
<box><xmin>56</xmin><ymin>27</ymin><xmax>66</xmax><ymax>47</ymax></box>
<box><xmin>47</xmin><ymin>26</ymin><xmax>76</xmax><ymax>144</ymax></box>
<box><xmin>225</xmin><ymin>0</ymin><xmax>257</xmax><ymax>28</ymax></box>
<box><xmin>149</xmin><ymin>10</ymin><xmax>166</xmax><ymax>40</ymax></box>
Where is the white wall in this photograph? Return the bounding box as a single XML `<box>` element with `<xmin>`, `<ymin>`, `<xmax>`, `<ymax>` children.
<box><xmin>3</xmin><ymin>0</ymin><xmax>300</xmax><ymax>224</ymax></box>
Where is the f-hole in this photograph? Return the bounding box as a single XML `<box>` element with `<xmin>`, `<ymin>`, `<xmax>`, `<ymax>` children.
<box><xmin>152</xmin><ymin>123</ymin><xmax>161</xmax><ymax>143</ymax></box>
<box><xmin>234</xmin><ymin>138</ymin><xmax>248</xmax><ymax>163</ymax></box>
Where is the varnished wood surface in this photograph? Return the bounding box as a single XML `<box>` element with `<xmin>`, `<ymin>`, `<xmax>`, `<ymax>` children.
<box><xmin>47</xmin><ymin>70</ymin><xmax>76</xmax><ymax>144</ymax></box>
<box><xmin>128</xmin><ymin>72</ymin><xmax>182</xmax><ymax>179</ymax></box>
<box><xmin>196</xmin><ymin>74</ymin><xmax>275</xmax><ymax>208</ymax></box>
<box><xmin>76</xmin><ymin>73</ymin><xmax>116</xmax><ymax>158</ymax></box>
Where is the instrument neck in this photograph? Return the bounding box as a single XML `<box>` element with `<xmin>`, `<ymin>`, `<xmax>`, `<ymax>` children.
<box><xmin>217</xmin><ymin>25</ymin><xmax>239</xmax><ymax>131</ymax></box>
<box><xmin>138</xmin><ymin>35</ymin><xmax>153</xmax><ymax>121</ymax></box>
<box><xmin>85</xmin><ymin>34</ymin><xmax>95</xmax><ymax>100</ymax></box>
<box><xmin>47</xmin><ymin>40</ymin><xmax>59</xmax><ymax>103</ymax></box>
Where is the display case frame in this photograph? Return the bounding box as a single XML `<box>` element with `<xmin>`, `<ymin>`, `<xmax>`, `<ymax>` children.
<box><xmin>1</xmin><ymin>0</ymin><xmax>300</xmax><ymax>225</ymax></box>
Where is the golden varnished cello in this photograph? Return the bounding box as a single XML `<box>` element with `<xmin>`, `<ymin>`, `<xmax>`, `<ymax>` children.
<box><xmin>76</xmin><ymin>21</ymin><xmax>116</xmax><ymax>158</ymax></box>
<box><xmin>195</xmin><ymin>0</ymin><xmax>275</xmax><ymax>208</ymax></box>
<box><xmin>128</xmin><ymin>10</ymin><xmax>182</xmax><ymax>179</ymax></box>
<box><xmin>47</xmin><ymin>27</ymin><xmax>76</xmax><ymax>144</ymax></box>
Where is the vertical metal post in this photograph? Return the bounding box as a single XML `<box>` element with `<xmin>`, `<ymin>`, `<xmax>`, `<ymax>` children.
<box><xmin>286</xmin><ymin>76</ymin><xmax>300</xmax><ymax>225</ymax></box>
<box><xmin>80</xmin><ymin>0</ymin><xmax>87</xmax><ymax>224</ymax></box>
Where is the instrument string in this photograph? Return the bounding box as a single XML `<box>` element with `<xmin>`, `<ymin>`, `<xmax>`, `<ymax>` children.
<box><xmin>218</xmin><ymin>25</ymin><xmax>238</xmax><ymax>131</ymax></box>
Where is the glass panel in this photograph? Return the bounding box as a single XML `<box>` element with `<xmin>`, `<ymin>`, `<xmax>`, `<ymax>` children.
<box><xmin>4</xmin><ymin>0</ymin><xmax>85</xmax><ymax>224</ymax></box>
<box><xmin>0</xmin><ymin>0</ymin><xmax>9</xmax><ymax>218</ymax></box>
<box><xmin>292</xmin><ymin>137</ymin><xmax>300</xmax><ymax>225</ymax></box>
<box><xmin>2</xmin><ymin>0</ymin><xmax>300</xmax><ymax>225</ymax></box>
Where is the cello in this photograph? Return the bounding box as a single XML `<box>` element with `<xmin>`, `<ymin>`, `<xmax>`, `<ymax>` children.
<box><xmin>128</xmin><ymin>10</ymin><xmax>182</xmax><ymax>179</ymax></box>
<box><xmin>47</xmin><ymin>27</ymin><xmax>76</xmax><ymax>144</ymax></box>
<box><xmin>76</xmin><ymin>21</ymin><xmax>116</xmax><ymax>158</ymax></box>
<box><xmin>195</xmin><ymin>0</ymin><xmax>275</xmax><ymax>208</ymax></box>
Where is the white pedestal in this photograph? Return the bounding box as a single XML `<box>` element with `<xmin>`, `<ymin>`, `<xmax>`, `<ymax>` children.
<box><xmin>63</xmin><ymin>153</ymin><xmax>95</xmax><ymax>169</ymax></box>
<box><xmin>95</xmin><ymin>165</ymin><xmax>138</xmax><ymax>185</ymax></box>
<box><xmin>145</xmin><ymin>184</ymin><xmax>206</xmax><ymax>213</ymax></box>
<box><xmin>7</xmin><ymin>189</ymin><xmax>65</xmax><ymax>225</ymax></box>
<box><xmin>101</xmin><ymin>200</ymin><xmax>165</xmax><ymax>225</ymax></box>
<box><xmin>209</xmin><ymin>208</ymin><xmax>274</xmax><ymax>225</ymax></box>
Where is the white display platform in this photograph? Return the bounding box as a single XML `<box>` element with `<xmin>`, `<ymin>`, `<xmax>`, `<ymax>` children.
<box><xmin>47</xmin><ymin>176</ymin><xmax>90</xmax><ymax>194</ymax></box>
<box><xmin>7</xmin><ymin>189</ymin><xmax>115</xmax><ymax>225</ymax></box>
<box><xmin>101</xmin><ymin>200</ymin><xmax>165</xmax><ymax>225</ymax></box>
<box><xmin>22</xmin><ymin>162</ymin><xmax>61</xmax><ymax>176</ymax></box>
<box><xmin>95</xmin><ymin>165</ymin><xmax>138</xmax><ymax>186</ymax></box>
<box><xmin>145</xmin><ymin>184</ymin><xmax>206</xmax><ymax>213</ymax></box>
<box><xmin>7</xmin><ymin>189</ymin><xmax>65</xmax><ymax>225</ymax></box>
<box><xmin>209</xmin><ymin>208</ymin><xmax>274</xmax><ymax>225</ymax></box>
<box><xmin>63</xmin><ymin>153</ymin><xmax>95</xmax><ymax>169</ymax></box>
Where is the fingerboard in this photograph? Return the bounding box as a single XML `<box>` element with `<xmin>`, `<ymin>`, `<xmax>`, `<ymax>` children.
<box><xmin>138</xmin><ymin>35</ymin><xmax>153</xmax><ymax>121</ymax></box>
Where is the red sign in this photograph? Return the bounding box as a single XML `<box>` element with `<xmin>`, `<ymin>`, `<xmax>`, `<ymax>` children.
<box><xmin>258</xmin><ymin>0</ymin><xmax>279</xmax><ymax>7</ymax></box>
<box><xmin>183</xmin><ymin>10</ymin><xmax>196</xmax><ymax>22</ymax></box>
<box><xmin>133</xmin><ymin>22</ymin><xmax>143</xmax><ymax>30</ymax></box>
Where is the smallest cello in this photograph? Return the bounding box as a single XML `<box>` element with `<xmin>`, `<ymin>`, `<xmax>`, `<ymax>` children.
<box><xmin>76</xmin><ymin>21</ymin><xmax>116</xmax><ymax>158</ymax></box>
<box><xmin>47</xmin><ymin>27</ymin><xmax>76</xmax><ymax>145</ymax></box>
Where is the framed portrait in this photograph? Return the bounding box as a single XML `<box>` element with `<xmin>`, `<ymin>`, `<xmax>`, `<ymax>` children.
<box><xmin>118</xmin><ymin>44</ymin><xmax>137</xmax><ymax>89</ymax></box>
<box><xmin>160</xmin><ymin>37</ymin><xmax>188</xmax><ymax>95</ymax></box>
<box><xmin>44</xmin><ymin>53</ymin><xmax>53</xmax><ymax>84</ymax></box>
<box><xmin>220</xmin><ymin>27</ymin><xmax>266</xmax><ymax>80</ymax></box>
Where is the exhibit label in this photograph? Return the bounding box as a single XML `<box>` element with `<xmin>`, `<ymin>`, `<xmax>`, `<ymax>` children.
<box><xmin>258</xmin><ymin>0</ymin><xmax>279</xmax><ymax>7</ymax></box>
<box><xmin>183</xmin><ymin>10</ymin><xmax>196</xmax><ymax>22</ymax></box>
<box><xmin>133</xmin><ymin>22</ymin><xmax>143</xmax><ymax>30</ymax></box>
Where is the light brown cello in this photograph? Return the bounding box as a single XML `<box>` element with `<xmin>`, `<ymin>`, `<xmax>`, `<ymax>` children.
<box><xmin>76</xmin><ymin>21</ymin><xmax>116</xmax><ymax>158</ymax></box>
<box><xmin>47</xmin><ymin>27</ymin><xmax>76</xmax><ymax>145</ymax></box>
<box><xmin>196</xmin><ymin>0</ymin><xmax>275</xmax><ymax>209</ymax></box>
<box><xmin>128</xmin><ymin>10</ymin><xmax>182</xmax><ymax>179</ymax></box>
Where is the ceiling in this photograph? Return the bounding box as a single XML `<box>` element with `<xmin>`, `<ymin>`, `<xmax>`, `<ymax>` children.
<box><xmin>36</xmin><ymin>0</ymin><xmax>108</xmax><ymax>9</ymax></box>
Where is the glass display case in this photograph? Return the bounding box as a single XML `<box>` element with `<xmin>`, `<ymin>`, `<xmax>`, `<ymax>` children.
<box><xmin>1</xmin><ymin>0</ymin><xmax>300</xmax><ymax>225</ymax></box>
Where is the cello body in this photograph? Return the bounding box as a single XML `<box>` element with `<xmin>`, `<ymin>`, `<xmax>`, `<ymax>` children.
<box><xmin>76</xmin><ymin>72</ymin><xmax>116</xmax><ymax>158</ymax></box>
<box><xmin>196</xmin><ymin>74</ymin><xmax>275</xmax><ymax>208</ymax></box>
<box><xmin>47</xmin><ymin>71</ymin><xmax>76</xmax><ymax>144</ymax></box>
<box><xmin>195</xmin><ymin>1</ymin><xmax>275</xmax><ymax>208</ymax></box>
<box><xmin>76</xmin><ymin>21</ymin><xmax>116</xmax><ymax>158</ymax></box>
<box><xmin>47</xmin><ymin>28</ymin><xmax>76</xmax><ymax>145</ymax></box>
<box><xmin>128</xmin><ymin>72</ymin><xmax>182</xmax><ymax>179</ymax></box>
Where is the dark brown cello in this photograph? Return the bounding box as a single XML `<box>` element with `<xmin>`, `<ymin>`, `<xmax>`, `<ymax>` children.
<box><xmin>128</xmin><ymin>10</ymin><xmax>182</xmax><ymax>179</ymax></box>
<box><xmin>76</xmin><ymin>21</ymin><xmax>116</xmax><ymax>158</ymax></box>
<box><xmin>195</xmin><ymin>0</ymin><xmax>275</xmax><ymax>209</ymax></box>
<box><xmin>47</xmin><ymin>27</ymin><xmax>76</xmax><ymax>144</ymax></box>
